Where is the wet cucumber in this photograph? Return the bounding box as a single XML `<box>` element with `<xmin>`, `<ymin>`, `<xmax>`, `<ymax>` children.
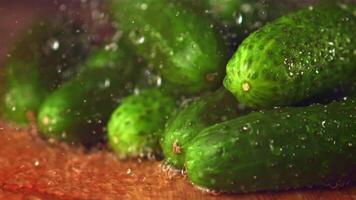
<box><xmin>177</xmin><ymin>0</ymin><xmax>298</xmax><ymax>29</ymax></box>
<box><xmin>37</xmin><ymin>46</ymin><xmax>138</xmax><ymax>144</ymax></box>
<box><xmin>176</xmin><ymin>0</ymin><xmax>311</xmax><ymax>51</ymax></box>
<box><xmin>2</xmin><ymin>17</ymin><xmax>90</xmax><ymax>123</ymax></box>
<box><xmin>109</xmin><ymin>0</ymin><xmax>228</xmax><ymax>93</ymax></box>
<box><xmin>186</xmin><ymin>98</ymin><xmax>356</xmax><ymax>193</ymax></box>
<box><xmin>161</xmin><ymin>89</ymin><xmax>242</xmax><ymax>169</ymax></box>
<box><xmin>108</xmin><ymin>88</ymin><xmax>177</xmax><ymax>159</ymax></box>
<box><xmin>224</xmin><ymin>5</ymin><xmax>356</xmax><ymax>108</ymax></box>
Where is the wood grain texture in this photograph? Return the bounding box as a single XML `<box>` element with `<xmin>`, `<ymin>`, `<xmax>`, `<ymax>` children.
<box><xmin>0</xmin><ymin>1</ymin><xmax>355</xmax><ymax>199</ymax></box>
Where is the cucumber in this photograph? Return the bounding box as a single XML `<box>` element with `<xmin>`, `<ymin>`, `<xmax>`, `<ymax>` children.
<box><xmin>37</xmin><ymin>46</ymin><xmax>138</xmax><ymax>145</ymax></box>
<box><xmin>2</xmin><ymin>17</ymin><xmax>90</xmax><ymax>123</ymax></box>
<box><xmin>161</xmin><ymin>89</ymin><xmax>243</xmax><ymax>169</ymax></box>
<box><xmin>176</xmin><ymin>0</ymin><xmax>312</xmax><ymax>51</ymax></box>
<box><xmin>186</xmin><ymin>98</ymin><xmax>356</xmax><ymax>193</ymax></box>
<box><xmin>176</xmin><ymin>0</ymin><xmax>294</xmax><ymax>28</ymax></box>
<box><xmin>109</xmin><ymin>0</ymin><xmax>228</xmax><ymax>93</ymax></box>
<box><xmin>224</xmin><ymin>4</ymin><xmax>356</xmax><ymax>108</ymax></box>
<box><xmin>108</xmin><ymin>88</ymin><xmax>177</xmax><ymax>159</ymax></box>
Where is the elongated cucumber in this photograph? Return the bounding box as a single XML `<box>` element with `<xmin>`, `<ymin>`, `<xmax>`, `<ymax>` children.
<box><xmin>109</xmin><ymin>0</ymin><xmax>228</xmax><ymax>93</ymax></box>
<box><xmin>37</xmin><ymin>46</ymin><xmax>138</xmax><ymax>145</ymax></box>
<box><xmin>176</xmin><ymin>0</ymin><xmax>301</xmax><ymax>29</ymax></box>
<box><xmin>2</xmin><ymin>17</ymin><xmax>90</xmax><ymax>123</ymax></box>
<box><xmin>186</xmin><ymin>98</ymin><xmax>356</xmax><ymax>193</ymax></box>
<box><xmin>161</xmin><ymin>89</ymin><xmax>242</xmax><ymax>168</ymax></box>
<box><xmin>224</xmin><ymin>4</ymin><xmax>356</xmax><ymax>108</ymax></box>
<box><xmin>108</xmin><ymin>88</ymin><xmax>177</xmax><ymax>159</ymax></box>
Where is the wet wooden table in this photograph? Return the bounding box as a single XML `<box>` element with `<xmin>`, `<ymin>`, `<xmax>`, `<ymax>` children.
<box><xmin>0</xmin><ymin>1</ymin><xmax>355</xmax><ymax>199</ymax></box>
<box><xmin>0</xmin><ymin>122</ymin><xmax>355</xmax><ymax>200</ymax></box>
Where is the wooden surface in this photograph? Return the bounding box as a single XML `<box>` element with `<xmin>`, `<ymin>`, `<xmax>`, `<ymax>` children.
<box><xmin>0</xmin><ymin>122</ymin><xmax>355</xmax><ymax>200</ymax></box>
<box><xmin>0</xmin><ymin>1</ymin><xmax>355</xmax><ymax>199</ymax></box>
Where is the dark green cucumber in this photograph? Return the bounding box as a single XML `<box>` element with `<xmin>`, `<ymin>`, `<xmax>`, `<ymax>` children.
<box><xmin>2</xmin><ymin>17</ymin><xmax>90</xmax><ymax>123</ymax></box>
<box><xmin>37</xmin><ymin>46</ymin><xmax>138</xmax><ymax>144</ymax></box>
<box><xmin>224</xmin><ymin>4</ymin><xmax>356</xmax><ymax>108</ymax></box>
<box><xmin>109</xmin><ymin>0</ymin><xmax>228</xmax><ymax>93</ymax></box>
<box><xmin>176</xmin><ymin>0</ymin><xmax>311</xmax><ymax>52</ymax></box>
<box><xmin>177</xmin><ymin>0</ymin><xmax>299</xmax><ymax>28</ymax></box>
<box><xmin>108</xmin><ymin>88</ymin><xmax>177</xmax><ymax>159</ymax></box>
<box><xmin>161</xmin><ymin>89</ymin><xmax>243</xmax><ymax>169</ymax></box>
<box><xmin>186</xmin><ymin>98</ymin><xmax>356</xmax><ymax>193</ymax></box>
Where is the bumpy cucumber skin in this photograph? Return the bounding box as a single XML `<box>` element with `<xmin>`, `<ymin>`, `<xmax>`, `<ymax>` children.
<box><xmin>161</xmin><ymin>89</ymin><xmax>241</xmax><ymax>169</ymax></box>
<box><xmin>37</xmin><ymin>48</ymin><xmax>137</xmax><ymax>144</ymax></box>
<box><xmin>186</xmin><ymin>98</ymin><xmax>356</xmax><ymax>193</ymax></box>
<box><xmin>224</xmin><ymin>5</ymin><xmax>356</xmax><ymax>108</ymax></box>
<box><xmin>3</xmin><ymin>18</ymin><xmax>90</xmax><ymax>124</ymax></box>
<box><xmin>109</xmin><ymin>0</ymin><xmax>227</xmax><ymax>93</ymax></box>
<box><xmin>108</xmin><ymin>88</ymin><xmax>177</xmax><ymax>159</ymax></box>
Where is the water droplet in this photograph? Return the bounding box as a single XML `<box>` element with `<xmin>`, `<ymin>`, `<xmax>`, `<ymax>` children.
<box><xmin>51</xmin><ymin>40</ymin><xmax>60</xmax><ymax>50</ymax></box>
<box><xmin>242</xmin><ymin>82</ymin><xmax>251</xmax><ymax>92</ymax></box>
<box><xmin>242</xmin><ymin>126</ymin><xmax>249</xmax><ymax>131</ymax></box>
<box><xmin>299</xmin><ymin>135</ymin><xmax>307</xmax><ymax>141</ymax></box>
<box><xmin>59</xmin><ymin>4</ymin><xmax>67</xmax><ymax>11</ymax></box>
<box><xmin>137</xmin><ymin>36</ymin><xmax>145</xmax><ymax>44</ymax></box>
<box><xmin>140</xmin><ymin>3</ymin><xmax>148</xmax><ymax>10</ymax></box>
<box><xmin>235</xmin><ymin>14</ymin><xmax>243</xmax><ymax>25</ymax></box>
<box><xmin>156</xmin><ymin>76</ymin><xmax>162</xmax><ymax>86</ymax></box>
<box><xmin>104</xmin><ymin>79</ymin><xmax>111</xmax><ymax>87</ymax></box>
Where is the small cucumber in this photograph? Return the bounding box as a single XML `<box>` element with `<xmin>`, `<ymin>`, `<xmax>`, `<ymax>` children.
<box><xmin>2</xmin><ymin>17</ymin><xmax>90</xmax><ymax>123</ymax></box>
<box><xmin>161</xmin><ymin>89</ymin><xmax>242</xmax><ymax>169</ymax></box>
<box><xmin>37</xmin><ymin>46</ymin><xmax>138</xmax><ymax>145</ymax></box>
<box><xmin>186</xmin><ymin>98</ymin><xmax>356</xmax><ymax>193</ymax></box>
<box><xmin>109</xmin><ymin>0</ymin><xmax>228</xmax><ymax>93</ymax></box>
<box><xmin>224</xmin><ymin>5</ymin><xmax>356</xmax><ymax>108</ymax></box>
<box><xmin>108</xmin><ymin>88</ymin><xmax>177</xmax><ymax>159</ymax></box>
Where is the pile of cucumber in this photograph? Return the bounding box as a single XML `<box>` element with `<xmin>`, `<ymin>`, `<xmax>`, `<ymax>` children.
<box><xmin>1</xmin><ymin>0</ymin><xmax>356</xmax><ymax>194</ymax></box>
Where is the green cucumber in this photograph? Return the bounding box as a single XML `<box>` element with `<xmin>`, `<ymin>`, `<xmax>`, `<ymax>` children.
<box><xmin>176</xmin><ymin>0</ymin><xmax>311</xmax><ymax>51</ymax></box>
<box><xmin>224</xmin><ymin>4</ymin><xmax>356</xmax><ymax>108</ymax></box>
<box><xmin>176</xmin><ymin>0</ymin><xmax>296</xmax><ymax>28</ymax></box>
<box><xmin>108</xmin><ymin>88</ymin><xmax>177</xmax><ymax>159</ymax></box>
<box><xmin>186</xmin><ymin>98</ymin><xmax>356</xmax><ymax>193</ymax></box>
<box><xmin>161</xmin><ymin>89</ymin><xmax>243</xmax><ymax>169</ymax></box>
<box><xmin>37</xmin><ymin>46</ymin><xmax>138</xmax><ymax>145</ymax></box>
<box><xmin>109</xmin><ymin>0</ymin><xmax>228</xmax><ymax>93</ymax></box>
<box><xmin>2</xmin><ymin>17</ymin><xmax>90</xmax><ymax>123</ymax></box>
